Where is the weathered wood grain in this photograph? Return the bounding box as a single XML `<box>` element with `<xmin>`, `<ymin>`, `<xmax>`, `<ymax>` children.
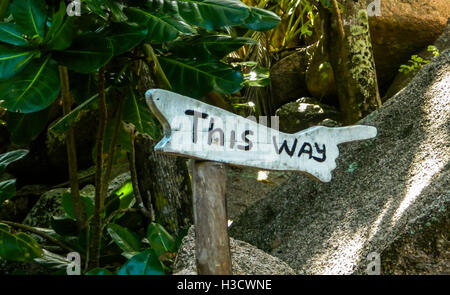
<box><xmin>146</xmin><ymin>89</ymin><xmax>377</xmax><ymax>182</ymax></box>
<box><xmin>191</xmin><ymin>161</ymin><xmax>232</xmax><ymax>275</ymax></box>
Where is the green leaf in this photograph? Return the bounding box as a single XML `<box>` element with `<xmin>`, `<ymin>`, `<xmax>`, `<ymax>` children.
<box><xmin>0</xmin><ymin>149</ymin><xmax>28</xmax><ymax>175</ymax></box>
<box><xmin>0</xmin><ymin>179</ymin><xmax>16</xmax><ymax>205</ymax></box>
<box><xmin>243</xmin><ymin>66</ymin><xmax>270</xmax><ymax>87</ymax></box>
<box><xmin>146</xmin><ymin>0</ymin><xmax>249</xmax><ymax>30</ymax></box>
<box><xmin>0</xmin><ymin>45</ymin><xmax>36</xmax><ymax>81</ymax></box>
<box><xmin>10</xmin><ymin>0</ymin><xmax>47</xmax><ymax>39</ymax></box>
<box><xmin>53</xmin><ymin>34</ymin><xmax>113</xmax><ymax>73</ymax></box>
<box><xmin>5</xmin><ymin>107</ymin><xmax>50</xmax><ymax>145</ymax></box>
<box><xmin>111</xmin><ymin>181</ymin><xmax>134</xmax><ymax>210</ymax></box>
<box><xmin>117</xmin><ymin>249</ymin><xmax>164</xmax><ymax>275</ymax></box>
<box><xmin>159</xmin><ymin>56</ymin><xmax>244</xmax><ymax>98</ymax></box>
<box><xmin>45</xmin><ymin>2</ymin><xmax>74</xmax><ymax>50</ymax></box>
<box><xmin>86</xmin><ymin>268</ymin><xmax>114</xmax><ymax>275</ymax></box>
<box><xmin>0</xmin><ymin>56</ymin><xmax>60</xmax><ymax>113</ymax></box>
<box><xmin>122</xmin><ymin>88</ymin><xmax>161</xmax><ymax>139</ymax></box>
<box><xmin>125</xmin><ymin>7</ymin><xmax>194</xmax><ymax>43</ymax></box>
<box><xmin>104</xmin><ymin>23</ymin><xmax>147</xmax><ymax>56</ymax></box>
<box><xmin>0</xmin><ymin>225</ymin><xmax>43</xmax><ymax>262</ymax></box>
<box><xmin>243</xmin><ymin>7</ymin><xmax>281</xmax><ymax>31</ymax></box>
<box><xmin>34</xmin><ymin>249</ymin><xmax>73</xmax><ymax>271</ymax></box>
<box><xmin>61</xmin><ymin>192</ymin><xmax>95</xmax><ymax>220</ymax></box>
<box><xmin>0</xmin><ymin>23</ymin><xmax>29</xmax><ymax>46</ymax></box>
<box><xmin>50</xmin><ymin>216</ymin><xmax>79</xmax><ymax>236</ymax></box>
<box><xmin>107</xmin><ymin>223</ymin><xmax>142</xmax><ymax>254</ymax></box>
<box><xmin>48</xmin><ymin>91</ymin><xmax>99</xmax><ymax>137</ymax></box>
<box><xmin>168</xmin><ymin>35</ymin><xmax>256</xmax><ymax>60</ymax></box>
<box><xmin>146</xmin><ymin>223</ymin><xmax>176</xmax><ymax>256</ymax></box>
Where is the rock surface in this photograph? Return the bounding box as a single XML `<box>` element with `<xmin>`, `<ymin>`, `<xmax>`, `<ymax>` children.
<box><xmin>384</xmin><ymin>20</ymin><xmax>450</xmax><ymax>100</ymax></box>
<box><xmin>230</xmin><ymin>50</ymin><xmax>450</xmax><ymax>274</ymax></box>
<box><xmin>174</xmin><ymin>227</ymin><xmax>296</xmax><ymax>275</ymax></box>
<box><xmin>369</xmin><ymin>0</ymin><xmax>450</xmax><ymax>92</ymax></box>
<box><xmin>276</xmin><ymin>97</ymin><xmax>341</xmax><ymax>133</ymax></box>
<box><xmin>269</xmin><ymin>46</ymin><xmax>313</xmax><ymax>110</ymax></box>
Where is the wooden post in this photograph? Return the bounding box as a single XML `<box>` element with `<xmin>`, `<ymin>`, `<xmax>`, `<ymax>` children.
<box><xmin>191</xmin><ymin>160</ymin><xmax>232</xmax><ymax>275</ymax></box>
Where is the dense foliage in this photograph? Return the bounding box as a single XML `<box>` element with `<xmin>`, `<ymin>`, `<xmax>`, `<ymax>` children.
<box><xmin>0</xmin><ymin>0</ymin><xmax>280</xmax><ymax>274</ymax></box>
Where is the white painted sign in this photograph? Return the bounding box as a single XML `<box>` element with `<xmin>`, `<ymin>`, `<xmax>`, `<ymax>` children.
<box><xmin>146</xmin><ymin>89</ymin><xmax>377</xmax><ymax>182</ymax></box>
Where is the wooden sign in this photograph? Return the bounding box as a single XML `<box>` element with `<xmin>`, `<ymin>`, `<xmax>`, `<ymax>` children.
<box><xmin>146</xmin><ymin>89</ymin><xmax>377</xmax><ymax>182</ymax></box>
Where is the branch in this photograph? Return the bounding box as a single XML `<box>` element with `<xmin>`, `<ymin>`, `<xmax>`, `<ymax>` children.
<box><xmin>330</xmin><ymin>0</ymin><xmax>345</xmax><ymax>41</ymax></box>
<box><xmin>0</xmin><ymin>220</ymin><xmax>76</xmax><ymax>253</ymax></box>
<box><xmin>90</xmin><ymin>67</ymin><xmax>108</xmax><ymax>269</ymax></box>
<box><xmin>124</xmin><ymin>123</ymin><xmax>154</xmax><ymax>220</ymax></box>
<box><xmin>59</xmin><ymin>66</ymin><xmax>87</xmax><ymax>230</ymax></box>
<box><xmin>142</xmin><ymin>43</ymin><xmax>172</xmax><ymax>90</ymax></box>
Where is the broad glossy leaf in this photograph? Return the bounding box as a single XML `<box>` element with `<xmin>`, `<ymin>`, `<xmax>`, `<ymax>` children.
<box><xmin>146</xmin><ymin>0</ymin><xmax>249</xmax><ymax>30</ymax></box>
<box><xmin>0</xmin><ymin>149</ymin><xmax>28</xmax><ymax>175</ymax></box>
<box><xmin>5</xmin><ymin>107</ymin><xmax>49</xmax><ymax>145</ymax></box>
<box><xmin>0</xmin><ymin>23</ymin><xmax>28</xmax><ymax>46</ymax></box>
<box><xmin>168</xmin><ymin>35</ymin><xmax>256</xmax><ymax>60</ymax></box>
<box><xmin>34</xmin><ymin>249</ymin><xmax>73</xmax><ymax>271</ymax></box>
<box><xmin>86</xmin><ymin>268</ymin><xmax>114</xmax><ymax>275</ymax></box>
<box><xmin>0</xmin><ymin>57</ymin><xmax>60</xmax><ymax>113</ymax></box>
<box><xmin>0</xmin><ymin>225</ymin><xmax>43</xmax><ymax>262</ymax></box>
<box><xmin>122</xmin><ymin>88</ymin><xmax>161</xmax><ymax>139</ymax></box>
<box><xmin>146</xmin><ymin>223</ymin><xmax>176</xmax><ymax>256</ymax></box>
<box><xmin>125</xmin><ymin>7</ymin><xmax>194</xmax><ymax>43</ymax></box>
<box><xmin>107</xmin><ymin>223</ymin><xmax>142</xmax><ymax>254</ymax></box>
<box><xmin>0</xmin><ymin>179</ymin><xmax>16</xmax><ymax>205</ymax></box>
<box><xmin>50</xmin><ymin>216</ymin><xmax>79</xmax><ymax>236</ymax></box>
<box><xmin>117</xmin><ymin>249</ymin><xmax>164</xmax><ymax>275</ymax></box>
<box><xmin>45</xmin><ymin>2</ymin><xmax>74</xmax><ymax>50</ymax></box>
<box><xmin>0</xmin><ymin>45</ymin><xmax>35</xmax><ymax>81</ymax></box>
<box><xmin>159</xmin><ymin>56</ymin><xmax>243</xmax><ymax>98</ymax></box>
<box><xmin>48</xmin><ymin>91</ymin><xmax>99</xmax><ymax>137</ymax></box>
<box><xmin>10</xmin><ymin>0</ymin><xmax>47</xmax><ymax>39</ymax></box>
<box><xmin>243</xmin><ymin>7</ymin><xmax>281</xmax><ymax>31</ymax></box>
<box><xmin>53</xmin><ymin>34</ymin><xmax>113</xmax><ymax>73</ymax></box>
<box><xmin>104</xmin><ymin>23</ymin><xmax>147</xmax><ymax>56</ymax></box>
<box><xmin>62</xmin><ymin>192</ymin><xmax>95</xmax><ymax>220</ymax></box>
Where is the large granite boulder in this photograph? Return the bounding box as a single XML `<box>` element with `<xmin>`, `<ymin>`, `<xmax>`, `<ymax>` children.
<box><xmin>275</xmin><ymin>97</ymin><xmax>341</xmax><ymax>133</ymax></box>
<box><xmin>230</xmin><ymin>50</ymin><xmax>450</xmax><ymax>274</ymax></box>
<box><xmin>174</xmin><ymin>227</ymin><xmax>296</xmax><ymax>275</ymax></box>
<box><xmin>370</xmin><ymin>0</ymin><xmax>450</xmax><ymax>92</ymax></box>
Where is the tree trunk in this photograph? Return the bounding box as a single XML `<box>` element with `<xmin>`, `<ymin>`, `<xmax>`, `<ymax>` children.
<box><xmin>320</xmin><ymin>0</ymin><xmax>381</xmax><ymax>124</ymax></box>
<box><xmin>133</xmin><ymin>61</ymin><xmax>193</xmax><ymax>235</ymax></box>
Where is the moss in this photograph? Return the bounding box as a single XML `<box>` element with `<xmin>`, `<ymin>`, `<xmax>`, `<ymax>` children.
<box><xmin>348</xmin><ymin>9</ymin><xmax>377</xmax><ymax>102</ymax></box>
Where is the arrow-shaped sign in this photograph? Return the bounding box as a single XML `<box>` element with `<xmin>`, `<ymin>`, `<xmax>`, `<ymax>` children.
<box><xmin>146</xmin><ymin>89</ymin><xmax>377</xmax><ymax>182</ymax></box>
